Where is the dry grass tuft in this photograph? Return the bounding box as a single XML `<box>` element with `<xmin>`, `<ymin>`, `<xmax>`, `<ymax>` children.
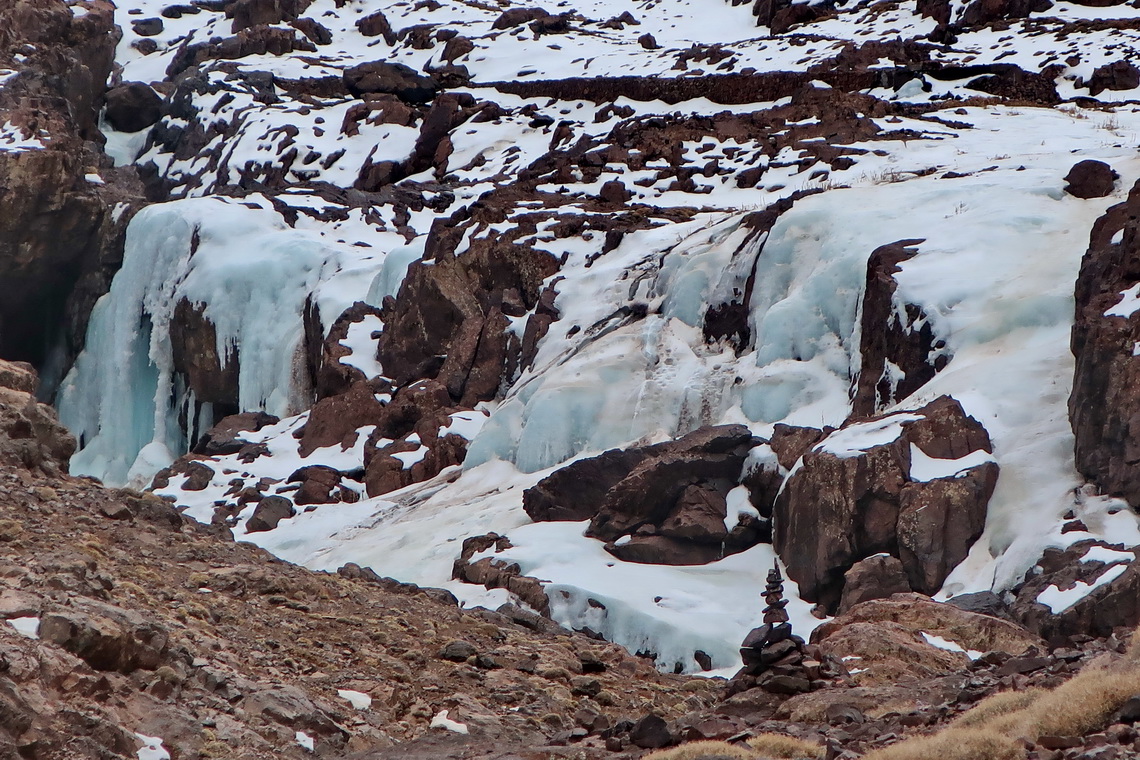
<box><xmin>862</xmin><ymin>728</ymin><xmax>1021</xmax><ymax>760</ymax></box>
<box><xmin>644</xmin><ymin>741</ymin><xmax>757</xmax><ymax>760</ymax></box>
<box><xmin>990</xmin><ymin>667</ymin><xmax>1140</xmax><ymax>739</ymax></box>
<box><xmin>746</xmin><ymin>733</ymin><xmax>825</xmax><ymax>759</ymax></box>
<box><xmin>951</xmin><ymin>688</ymin><xmax>1045</xmax><ymax>727</ymax></box>
<box><xmin>864</xmin><ymin>656</ymin><xmax>1140</xmax><ymax>759</ymax></box>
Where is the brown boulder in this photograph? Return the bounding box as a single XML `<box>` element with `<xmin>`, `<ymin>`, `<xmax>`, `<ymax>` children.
<box><xmin>378</xmin><ymin>229</ymin><xmax>559</xmax><ymax>406</ymax></box>
<box><xmin>492</xmin><ymin>7</ymin><xmax>550</xmax><ymax>29</ymax></box>
<box><xmin>356</xmin><ymin>10</ymin><xmax>397</xmax><ymax>43</ymax></box>
<box><xmin>39</xmin><ymin>598</ymin><xmax>170</xmax><ymax>673</ymax></box>
<box><xmin>343</xmin><ymin>61</ymin><xmax>439</xmax><ymax>104</ymax></box>
<box><xmin>960</xmin><ymin>0</ymin><xmax>1053</xmax><ymax>25</ymax></box>
<box><xmin>298</xmin><ymin>380</ymin><xmax>387</xmax><ymax>457</ymax></box>
<box><xmin>192</xmin><ymin>411</ymin><xmax>279</xmax><ymax>456</ymax></box>
<box><xmin>1065</xmin><ymin>160</ymin><xmax>1119</xmax><ymax>200</ymax></box>
<box><xmin>0</xmin><ymin>379</ymin><xmax>76</xmax><ymax>473</ymax></box>
<box><xmin>524</xmin><ymin>425</ymin><xmax>763</xmax><ymax>565</ymax></box>
<box><xmin>229</xmin><ymin>0</ymin><xmax>312</xmax><ymax>32</ymax></box>
<box><xmin>1011</xmin><ymin>541</ymin><xmax>1140</xmax><ymax>640</ymax></box>
<box><xmin>1070</xmin><ymin>181</ymin><xmax>1140</xmax><ymax>504</ymax></box>
<box><xmin>1087</xmin><ymin>61</ymin><xmax>1140</xmax><ymax>97</ymax></box>
<box><xmin>288</xmin><ymin>465</ymin><xmax>350</xmax><ymax>505</ymax></box>
<box><xmin>816</xmin><ymin>594</ymin><xmax>1042</xmax><ymax>654</ymax></box>
<box><xmin>246</xmin><ymin>495</ymin><xmax>296</xmax><ymax>532</ymax></box>
<box><xmin>104</xmin><ymin>83</ymin><xmax>163</xmax><ymax>133</ymax></box>
<box><xmin>852</xmin><ymin>239</ymin><xmax>948</xmax><ymax>417</ymax></box>
<box><xmin>837</xmin><ymin>555</ymin><xmax>911</xmax><ymax>613</ymax></box>
<box><xmin>813</xmin><ymin>594</ymin><xmax>1042</xmax><ymax>684</ymax></box>
<box><xmin>775</xmin><ymin>396</ymin><xmax>997</xmax><ymax>609</ymax></box>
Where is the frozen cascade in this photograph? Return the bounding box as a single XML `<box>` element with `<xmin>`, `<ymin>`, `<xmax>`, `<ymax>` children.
<box><xmin>58</xmin><ymin>196</ymin><xmax>405</xmax><ymax>487</ymax></box>
<box><xmin>465</xmin><ymin>205</ymin><xmax>867</xmax><ymax>473</ymax></box>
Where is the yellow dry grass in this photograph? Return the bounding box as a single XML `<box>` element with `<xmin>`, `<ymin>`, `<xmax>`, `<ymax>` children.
<box><xmin>746</xmin><ymin>733</ymin><xmax>825</xmax><ymax>758</ymax></box>
<box><xmin>950</xmin><ymin>688</ymin><xmax>1045</xmax><ymax>727</ymax></box>
<box><xmin>864</xmin><ymin>656</ymin><xmax>1140</xmax><ymax>760</ymax></box>
<box><xmin>861</xmin><ymin>727</ymin><xmax>1021</xmax><ymax>760</ymax></box>
<box><xmin>643</xmin><ymin>734</ymin><xmax>825</xmax><ymax>760</ymax></box>
<box><xmin>643</xmin><ymin>741</ymin><xmax>756</xmax><ymax>760</ymax></box>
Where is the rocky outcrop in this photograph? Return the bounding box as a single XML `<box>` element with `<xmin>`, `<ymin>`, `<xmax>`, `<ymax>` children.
<box><xmin>451</xmin><ymin>533</ymin><xmax>552</xmax><ymax>615</ymax></box>
<box><xmin>523</xmin><ymin>425</ymin><xmax>764</xmax><ymax>565</ymax></box>
<box><xmin>1012</xmin><ymin>539</ymin><xmax>1140</xmax><ymax>640</ymax></box>
<box><xmin>837</xmin><ymin>555</ymin><xmax>911</xmax><ymax>614</ymax></box>
<box><xmin>39</xmin><ymin>598</ymin><xmax>170</xmax><ymax>674</ymax></box>
<box><xmin>0</xmin><ymin>0</ymin><xmax>141</xmax><ymax>367</ymax></box>
<box><xmin>343</xmin><ymin>61</ymin><xmax>440</xmax><ymax>104</ymax></box>
<box><xmin>192</xmin><ymin>411</ymin><xmax>279</xmax><ymax>456</ymax></box>
<box><xmin>1070</xmin><ymin>181</ymin><xmax>1140</xmax><ymax>505</ymax></box>
<box><xmin>0</xmin><ymin>360</ymin><xmax>75</xmax><ymax>473</ymax></box>
<box><xmin>851</xmin><ymin>240</ymin><xmax>948</xmax><ymax>418</ymax></box>
<box><xmin>170</xmin><ymin>298</ymin><xmax>240</xmax><ymax>410</ymax></box>
<box><xmin>1086</xmin><ymin>61</ymin><xmax>1140</xmax><ymax>97</ymax></box>
<box><xmin>103</xmin><ymin>82</ymin><xmax>164</xmax><ymax>133</ymax></box>
<box><xmin>378</xmin><ymin>227</ymin><xmax>560</xmax><ymax>406</ymax></box>
<box><xmin>811</xmin><ymin>593</ymin><xmax>1044</xmax><ymax>685</ymax></box>
<box><xmin>310</xmin><ymin>301</ymin><xmax>384</xmax><ymax>401</ymax></box>
<box><xmin>775</xmin><ymin>396</ymin><xmax>997</xmax><ymax>609</ymax></box>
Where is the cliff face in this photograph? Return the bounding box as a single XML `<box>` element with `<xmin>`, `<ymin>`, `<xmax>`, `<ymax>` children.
<box><xmin>7</xmin><ymin>0</ymin><xmax>1140</xmax><ymax>756</ymax></box>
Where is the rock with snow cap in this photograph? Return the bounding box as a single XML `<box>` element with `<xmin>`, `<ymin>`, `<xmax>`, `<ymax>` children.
<box><xmin>775</xmin><ymin>396</ymin><xmax>997</xmax><ymax>609</ymax></box>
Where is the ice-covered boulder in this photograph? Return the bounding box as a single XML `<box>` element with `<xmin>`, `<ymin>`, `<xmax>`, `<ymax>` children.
<box><xmin>776</xmin><ymin>396</ymin><xmax>998</xmax><ymax>609</ymax></box>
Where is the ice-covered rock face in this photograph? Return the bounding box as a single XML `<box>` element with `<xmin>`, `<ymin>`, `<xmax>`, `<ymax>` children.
<box><xmin>44</xmin><ymin>0</ymin><xmax>1140</xmax><ymax>673</ymax></box>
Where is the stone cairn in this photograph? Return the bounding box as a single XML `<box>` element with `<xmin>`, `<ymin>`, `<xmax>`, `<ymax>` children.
<box><xmin>737</xmin><ymin>562</ymin><xmax>818</xmax><ymax>694</ymax></box>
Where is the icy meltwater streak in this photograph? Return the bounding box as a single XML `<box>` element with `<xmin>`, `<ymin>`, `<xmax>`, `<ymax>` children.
<box><xmin>59</xmin><ymin>197</ymin><xmax>397</xmax><ymax>486</ymax></box>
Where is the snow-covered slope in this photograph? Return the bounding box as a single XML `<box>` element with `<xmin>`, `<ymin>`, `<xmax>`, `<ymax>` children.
<box><xmin>53</xmin><ymin>0</ymin><xmax>1140</xmax><ymax>673</ymax></box>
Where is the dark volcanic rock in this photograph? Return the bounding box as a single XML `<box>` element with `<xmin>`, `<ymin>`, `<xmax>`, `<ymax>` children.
<box><xmin>524</xmin><ymin>425</ymin><xmax>764</xmax><ymax>565</ymax></box>
<box><xmin>104</xmin><ymin>82</ymin><xmax>164</xmax><ymax>133</ymax></box>
<box><xmin>1012</xmin><ymin>540</ymin><xmax>1140</xmax><ymax>639</ymax></box>
<box><xmin>1086</xmin><ymin>60</ymin><xmax>1140</xmax><ymax>97</ymax></box>
<box><xmin>1064</xmin><ymin>160</ymin><xmax>1119</xmax><ymax>200</ymax></box>
<box><xmin>246</xmin><ymin>495</ymin><xmax>296</xmax><ymax>532</ymax></box>
<box><xmin>775</xmin><ymin>396</ymin><xmax>997</xmax><ymax>609</ymax></box>
<box><xmin>837</xmin><ymin>555</ymin><xmax>911</xmax><ymax>614</ymax></box>
<box><xmin>343</xmin><ymin>61</ymin><xmax>439</xmax><ymax>104</ymax></box>
<box><xmin>378</xmin><ymin>227</ymin><xmax>560</xmax><ymax>406</ymax></box>
<box><xmin>852</xmin><ymin>239</ymin><xmax>948</xmax><ymax>417</ymax></box>
<box><xmin>1070</xmin><ymin>181</ymin><xmax>1140</xmax><ymax>505</ymax></box>
<box><xmin>193</xmin><ymin>411</ymin><xmax>280</xmax><ymax>456</ymax></box>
